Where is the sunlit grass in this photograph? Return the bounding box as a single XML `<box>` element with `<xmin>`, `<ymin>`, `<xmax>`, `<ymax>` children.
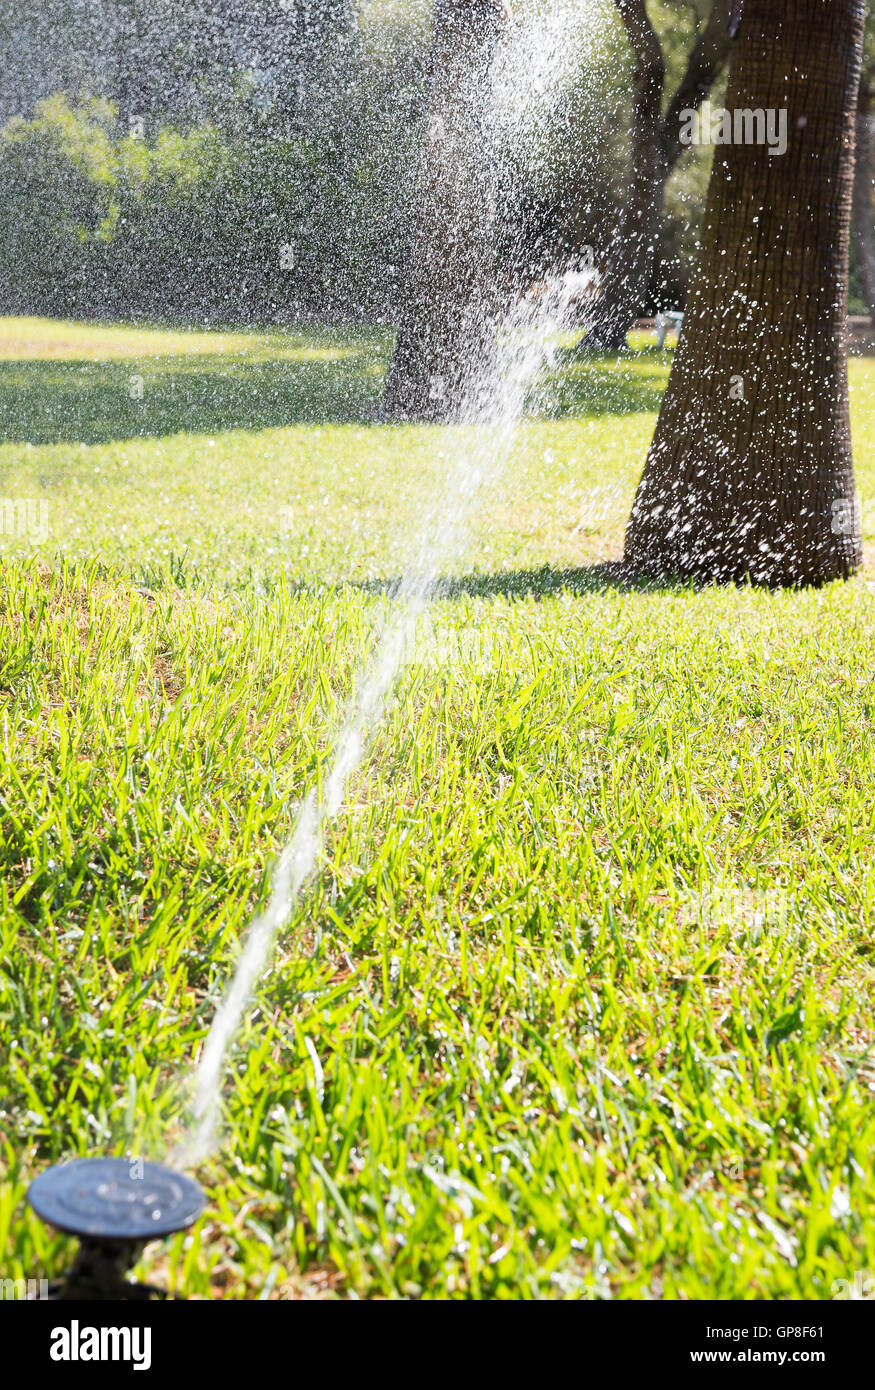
<box><xmin>0</xmin><ymin>316</ymin><xmax>384</xmax><ymax>362</ymax></box>
<box><xmin>1</xmin><ymin>316</ymin><xmax>874</xmax><ymax>1299</ymax></box>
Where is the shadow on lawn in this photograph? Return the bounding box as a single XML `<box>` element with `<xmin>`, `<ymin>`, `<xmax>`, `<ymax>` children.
<box><xmin>0</xmin><ymin>350</ymin><xmax>387</xmax><ymax>445</ymax></box>
<box><xmin>532</xmin><ymin>349</ymin><xmax>669</xmax><ymax>419</ymax></box>
<box><xmin>0</xmin><ymin>335</ymin><xmax>668</xmax><ymax>445</ymax></box>
<box><xmin>341</xmin><ymin>561</ymin><xmax>694</xmax><ymax>602</ymax></box>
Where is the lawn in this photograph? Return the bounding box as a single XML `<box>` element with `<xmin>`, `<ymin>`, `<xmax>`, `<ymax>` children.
<box><xmin>1</xmin><ymin>316</ymin><xmax>874</xmax><ymax>1299</ymax></box>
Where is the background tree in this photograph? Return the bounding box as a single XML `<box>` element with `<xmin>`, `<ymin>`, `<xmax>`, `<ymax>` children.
<box><xmin>383</xmin><ymin>0</ymin><xmax>507</xmax><ymax>423</ymax></box>
<box><xmin>0</xmin><ymin>1</ymin><xmax>755</xmax><ymax>331</ymax></box>
<box><xmin>624</xmin><ymin>0</ymin><xmax>867</xmax><ymax>586</ymax></box>
<box><xmin>581</xmin><ymin>0</ymin><xmax>736</xmax><ymax>351</ymax></box>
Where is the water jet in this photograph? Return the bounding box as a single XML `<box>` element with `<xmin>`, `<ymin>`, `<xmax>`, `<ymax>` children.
<box><xmin>27</xmin><ymin>1158</ymin><xmax>204</xmax><ymax>1300</ymax></box>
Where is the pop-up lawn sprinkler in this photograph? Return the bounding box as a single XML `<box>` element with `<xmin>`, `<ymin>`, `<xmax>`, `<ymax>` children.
<box><xmin>27</xmin><ymin>1157</ymin><xmax>205</xmax><ymax>1299</ymax></box>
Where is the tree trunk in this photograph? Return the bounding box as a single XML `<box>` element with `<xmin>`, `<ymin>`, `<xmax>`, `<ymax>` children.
<box><xmin>383</xmin><ymin>0</ymin><xmax>507</xmax><ymax>423</ymax></box>
<box><xmin>623</xmin><ymin>0</ymin><xmax>866</xmax><ymax>588</ymax></box>
<box><xmin>582</xmin><ymin>0</ymin><xmax>735</xmax><ymax>352</ymax></box>
<box><xmin>584</xmin><ymin>1</ymin><xmax>666</xmax><ymax>352</ymax></box>
<box><xmin>853</xmin><ymin>72</ymin><xmax>875</xmax><ymax>328</ymax></box>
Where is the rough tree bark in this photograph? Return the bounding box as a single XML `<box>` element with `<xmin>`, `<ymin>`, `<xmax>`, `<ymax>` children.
<box><xmin>582</xmin><ymin>0</ymin><xmax>736</xmax><ymax>351</ymax></box>
<box><xmin>623</xmin><ymin>0</ymin><xmax>867</xmax><ymax>587</ymax></box>
<box><xmin>383</xmin><ymin>0</ymin><xmax>507</xmax><ymax>423</ymax></box>
<box><xmin>853</xmin><ymin>69</ymin><xmax>875</xmax><ymax>329</ymax></box>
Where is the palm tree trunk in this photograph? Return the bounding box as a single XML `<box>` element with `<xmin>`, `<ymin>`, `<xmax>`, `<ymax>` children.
<box><xmin>624</xmin><ymin>0</ymin><xmax>867</xmax><ymax>587</ymax></box>
<box><xmin>853</xmin><ymin>71</ymin><xmax>875</xmax><ymax>329</ymax></box>
<box><xmin>383</xmin><ymin>0</ymin><xmax>506</xmax><ymax>423</ymax></box>
<box><xmin>583</xmin><ymin>1</ymin><xmax>666</xmax><ymax>351</ymax></box>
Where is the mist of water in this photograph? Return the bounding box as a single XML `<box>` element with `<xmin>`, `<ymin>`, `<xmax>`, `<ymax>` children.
<box><xmin>177</xmin><ymin>0</ymin><xmax>603</xmax><ymax>1166</ymax></box>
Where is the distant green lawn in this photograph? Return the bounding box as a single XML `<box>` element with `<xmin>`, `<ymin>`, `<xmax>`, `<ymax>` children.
<box><xmin>1</xmin><ymin>316</ymin><xmax>875</xmax><ymax>1299</ymax></box>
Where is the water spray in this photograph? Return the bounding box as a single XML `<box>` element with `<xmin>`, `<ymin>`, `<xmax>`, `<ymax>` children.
<box><xmin>21</xmin><ymin>1</ymin><xmax>608</xmax><ymax>1295</ymax></box>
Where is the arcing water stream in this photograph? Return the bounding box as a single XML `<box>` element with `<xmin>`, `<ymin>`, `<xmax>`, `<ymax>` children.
<box><xmin>177</xmin><ymin>0</ymin><xmax>608</xmax><ymax>1166</ymax></box>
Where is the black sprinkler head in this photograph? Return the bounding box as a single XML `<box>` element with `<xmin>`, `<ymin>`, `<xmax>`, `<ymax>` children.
<box><xmin>27</xmin><ymin>1157</ymin><xmax>205</xmax><ymax>1300</ymax></box>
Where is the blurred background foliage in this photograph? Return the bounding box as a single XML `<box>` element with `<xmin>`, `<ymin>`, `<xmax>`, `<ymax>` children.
<box><xmin>0</xmin><ymin>0</ymin><xmax>869</xmax><ymax>323</ymax></box>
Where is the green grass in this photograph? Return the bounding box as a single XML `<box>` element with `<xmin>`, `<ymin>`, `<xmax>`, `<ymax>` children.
<box><xmin>1</xmin><ymin>316</ymin><xmax>875</xmax><ymax>1299</ymax></box>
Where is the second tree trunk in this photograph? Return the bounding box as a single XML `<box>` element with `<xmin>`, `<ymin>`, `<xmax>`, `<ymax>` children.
<box><xmin>383</xmin><ymin>0</ymin><xmax>506</xmax><ymax>423</ymax></box>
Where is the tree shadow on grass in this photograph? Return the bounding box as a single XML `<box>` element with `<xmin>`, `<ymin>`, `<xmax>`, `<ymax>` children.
<box><xmin>0</xmin><ymin>350</ymin><xmax>388</xmax><ymax>445</ymax></box>
<box><xmin>0</xmin><ymin>332</ymin><xmax>670</xmax><ymax>445</ymax></box>
<box><xmin>531</xmin><ymin>349</ymin><xmax>669</xmax><ymax>419</ymax></box>
<box><xmin>340</xmin><ymin>561</ymin><xmax>699</xmax><ymax>603</ymax></box>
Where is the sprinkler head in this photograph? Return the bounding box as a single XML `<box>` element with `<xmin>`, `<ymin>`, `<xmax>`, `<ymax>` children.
<box><xmin>27</xmin><ymin>1157</ymin><xmax>205</xmax><ymax>1300</ymax></box>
